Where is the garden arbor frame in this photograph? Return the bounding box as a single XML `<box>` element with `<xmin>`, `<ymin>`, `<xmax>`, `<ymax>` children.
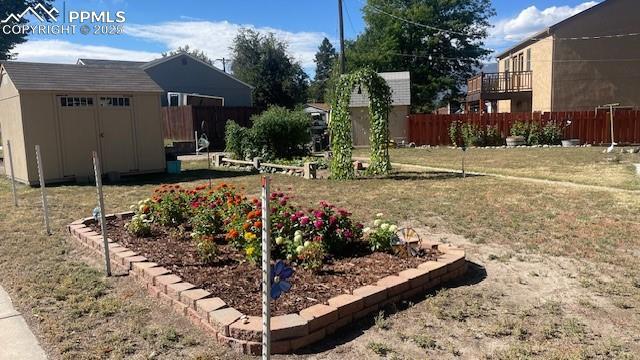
<box><xmin>330</xmin><ymin>68</ymin><xmax>393</xmax><ymax>179</ymax></box>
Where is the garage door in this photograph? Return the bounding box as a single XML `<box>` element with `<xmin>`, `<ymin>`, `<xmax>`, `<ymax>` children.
<box><xmin>97</xmin><ymin>96</ymin><xmax>136</xmax><ymax>173</ymax></box>
<box><xmin>57</xmin><ymin>96</ymin><xmax>99</xmax><ymax>178</ymax></box>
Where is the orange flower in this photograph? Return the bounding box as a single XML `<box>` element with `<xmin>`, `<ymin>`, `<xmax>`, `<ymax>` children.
<box><xmin>254</xmin><ymin>221</ymin><xmax>262</xmax><ymax>228</ymax></box>
<box><xmin>242</xmin><ymin>223</ymin><xmax>250</xmax><ymax>230</ymax></box>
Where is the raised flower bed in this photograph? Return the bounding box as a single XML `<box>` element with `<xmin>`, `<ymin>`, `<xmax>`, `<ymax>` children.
<box><xmin>68</xmin><ymin>183</ymin><xmax>467</xmax><ymax>355</ymax></box>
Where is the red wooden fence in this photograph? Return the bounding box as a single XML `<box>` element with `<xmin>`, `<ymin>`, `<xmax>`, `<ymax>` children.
<box><xmin>408</xmin><ymin>110</ymin><xmax>640</xmax><ymax>146</ymax></box>
<box><xmin>162</xmin><ymin>105</ymin><xmax>256</xmax><ymax>150</ymax></box>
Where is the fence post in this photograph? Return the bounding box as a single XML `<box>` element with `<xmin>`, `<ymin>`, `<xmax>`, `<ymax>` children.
<box><xmin>6</xmin><ymin>140</ymin><xmax>18</xmax><ymax>207</ymax></box>
<box><xmin>261</xmin><ymin>176</ymin><xmax>271</xmax><ymax>359</ymax></box>
<box><xmin>35</xmin><ymin>145</ymin><xmax>51</xmax><ymax>235</ymax></box>
<box><xmin>92</xmin><ymin>151</ymin><xmax>112</xmax><ymax>276</ymax></box>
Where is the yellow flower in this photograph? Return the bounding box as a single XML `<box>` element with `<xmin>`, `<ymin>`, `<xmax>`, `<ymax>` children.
<box><xmin>244</xmin><ymin>232</ymin><xmax>257</xmax><ymax>241</ymax></box>
<box><xmin>246</xmin><ymin>246</ymin><xmax>255</xmax><ymax>257</ymax></box>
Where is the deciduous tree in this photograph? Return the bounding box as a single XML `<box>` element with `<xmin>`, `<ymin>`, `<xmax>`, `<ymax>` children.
<box><xmin>347</xmin><ymin>0</ymin><xmax>495</xmax><ymax>112</ymax></box>
<box><xmin>230</xmin><ymin>29</ymin><xmax>308</xmax><ymax>110</ymax></box>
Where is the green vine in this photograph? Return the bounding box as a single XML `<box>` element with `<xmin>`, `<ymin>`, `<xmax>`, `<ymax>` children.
<box><xmin>330</xmin><ymin>68</ymin><xmax>392</xmax><ymax>179</ymax></box>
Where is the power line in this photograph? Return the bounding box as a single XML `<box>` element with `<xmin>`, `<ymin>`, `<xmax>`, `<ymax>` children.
<box><xmin>361</xmin><ymin>0</ymin><xmax>640</xmax><ymax>42</ymax></box>
<box><xmin>361</xmin><ymin>0</ymin><xmax>469</xmax><ymax>36</ymax></box>
<box><xmin>343</xmin><ymin>0</ymin><xmax>358</xmax><ymax>37</ymax></box>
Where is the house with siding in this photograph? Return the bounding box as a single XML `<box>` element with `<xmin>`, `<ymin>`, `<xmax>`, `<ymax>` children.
<box><xmin>350</xmin><ymin>71</ymin><xmax>411</xmax><ymax>146</ymax></box>
<box><xmin>79</xmin><ymin>52</ymin><xmax>254</xmax><ymax>107</ymax></box>
<box><xmin>465</xmin><ymin>0</ymin><xmax>640</xmax><ymax>113</ymax></box>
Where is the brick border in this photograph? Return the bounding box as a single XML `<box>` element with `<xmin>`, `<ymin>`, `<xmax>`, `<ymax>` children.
<box><xmin>68</xmin><ymin>213</ymin><xmax>467</xmax><ymax>355</ymax></box>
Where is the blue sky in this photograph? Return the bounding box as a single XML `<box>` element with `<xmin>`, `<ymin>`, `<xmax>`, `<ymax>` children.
<box><xmin>13</xmin><ymin>0</ymin><xmax>599</xmax><ymax>74</ymax></box>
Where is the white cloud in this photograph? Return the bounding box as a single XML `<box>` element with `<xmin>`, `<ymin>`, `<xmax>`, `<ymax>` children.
<box><xmin>11</xmin><ymin>20</ymin><xmax>328</xmax><ymax>73</ymax></box>
<box><xmin>488</xmin><ymin>2</ymin><xmax>599</xmax><ymax>50</ymax></box>
<box><xmin>125</xmin><ymin>20</ymin><xmax>328</xmax><ymax>70</ymax></box>
<box><xmin>13</xmin><ymin>39</ymin><xmax>158</xmax><ymax>63</ymax></box>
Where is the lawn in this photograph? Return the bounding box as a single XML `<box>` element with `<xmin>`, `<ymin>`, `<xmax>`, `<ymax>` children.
<box><xmin>0</xmin><ymin>159</ymin><xmax>639</xmax><ymax>359</ymax></box>
<box><xmin>353</xmin><ymin>147</ymin><xmax>640</xmax><ymax>190</ymax></box>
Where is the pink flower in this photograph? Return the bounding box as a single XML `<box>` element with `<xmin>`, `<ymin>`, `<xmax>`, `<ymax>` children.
<box><xmin>280</xmin><ymin>199</ymin><xmax>287</xmax><ymax>206</ymax></box>
<box><xmin>329</xmin><ymin>216</ymin><xmax>338</xmax><ymax>225</ymax></box>
<box><xmin>300</xmin><ymin>216</ymin><xmax>310</xmax><ymax>225</ymax></box>
<box><xmin>276</xmin><ymin>222</ymin><xmax>284</xmax><ymax>230</ymax></box>
<box><xmin>314</xmin><ymin>220</ymin><xmax>324</xmax><ymax>229</ymax></box>
<box><xmin>290</xmin><ymin>214</ymin><xmax>298</xmax><ymax>222</ymax></box>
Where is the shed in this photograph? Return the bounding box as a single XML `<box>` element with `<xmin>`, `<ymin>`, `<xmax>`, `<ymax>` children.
<box><xmin>349</xmin><ymin>71</ymin><xmax>411</xmax><ymax>146</ymax></box>
<box><xmin>0</xmin><ymin>61</ymin><xmax>165</xmax><ymax>185</ymax></box>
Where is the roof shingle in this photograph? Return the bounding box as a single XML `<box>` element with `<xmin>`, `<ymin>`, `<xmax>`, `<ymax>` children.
<box><xmin>349</xmin><ymin>71</ymin><xmax>411</xmax><ymax>107</ymax></box>
<box><xmin>1</xmin><ymin>61</ymin><xmax>163</xmax><ymax>93</ymax></box>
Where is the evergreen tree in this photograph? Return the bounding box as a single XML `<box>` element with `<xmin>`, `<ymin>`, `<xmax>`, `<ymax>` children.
<box><xmin>0</xmin><ymin>0</ymin><xmax>56</xmax><ymax>60</ymax></box>
<box><xmin>309</xmin><ymin>38</ymin><xmax>337</xmax><ymax>103</ymax></box>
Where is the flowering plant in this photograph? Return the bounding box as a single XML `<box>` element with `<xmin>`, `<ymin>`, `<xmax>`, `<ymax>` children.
<box><xmin>364</xmin><ymin>213</ymin><xmax>399</xmax><ymax>253</ymax></box>
<box><xmin>125</xmin><ymin>198</ymin><xmax>155</xmax><ymax>237</ymax></box>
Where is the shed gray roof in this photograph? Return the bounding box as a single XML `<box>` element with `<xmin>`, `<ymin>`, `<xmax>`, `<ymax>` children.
<box><xmin>349</xmin><ymin>71</ymin><xmax>411</xmax><ymax>107</ymax></box>
<box><xmin>0</xmin><ymin>61</ymin><xmax>163</xmax><ymax>93</ymax></box>
<box><xmin>77</xmin><ymin>59</ymin><xmax>147</xmax><ymax>68</ymax></box>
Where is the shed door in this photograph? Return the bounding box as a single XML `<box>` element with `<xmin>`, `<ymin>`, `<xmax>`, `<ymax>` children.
<box><xmin>57</xmin><ymin>96</ymin><xmax>99</xmax><ymax>178</ymax></box>
<box><xmin>97</xmin><ymin>96</ymin><xmax>136</xmax><ymax>173</ymax></box>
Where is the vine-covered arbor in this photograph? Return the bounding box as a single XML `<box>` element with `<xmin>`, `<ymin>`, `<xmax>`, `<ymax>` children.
<box><xmin>330</xmin><ymin>68</ymin><xmax>393</xmax><ymax>180</ymax></box>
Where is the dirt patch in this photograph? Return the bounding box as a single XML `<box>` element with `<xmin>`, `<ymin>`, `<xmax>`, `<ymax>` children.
<box><xmin>93</xmin><ymin>219</ymin><xmax>429</xmax><ymax>316</ymax></box>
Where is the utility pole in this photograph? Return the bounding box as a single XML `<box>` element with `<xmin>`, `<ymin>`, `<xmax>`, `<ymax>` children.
<box><xmin>338</xmin><ymin>0</ymin><xmax>346</xmax><ymax>74</ymax></box>
<box><xmin>216</xmin><ymin>57</ymin><xmax>227</xmax><ymax>72</ymax></box>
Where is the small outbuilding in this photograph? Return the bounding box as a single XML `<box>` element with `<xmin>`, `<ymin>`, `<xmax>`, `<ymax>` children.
<box><xmin>0</xmin><ymin>61</ymin><xmax>165</xmax><ymax>185</ymax></box>
<box><xmin>349</xmin><ymin>71</ymin><xmax>411</xmax><ymax>146</ymax></box>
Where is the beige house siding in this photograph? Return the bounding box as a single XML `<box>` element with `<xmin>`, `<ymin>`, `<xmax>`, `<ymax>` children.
<box><xmin>531</xmin><ymin>37</ymin><xmax>554</xmax><ymax>112</ymax></box>
<box><xmin>552</xmin><ymin>0</ymin><xmax>640</xmax><ymax>111</ymax></box>
<box><xmin>496</xmin><ymin>36</ymin><xmax>554</xmax><ymax>113</ymax></box>
<box><xmin>351</xmin><ymin>105</ymin><xmax>409</xmax><ymax>146</ymax></box>
<box><xmin>0</xmin><ymin>72</ymin><xmax>27</xmax><ymax>182</ymax></box>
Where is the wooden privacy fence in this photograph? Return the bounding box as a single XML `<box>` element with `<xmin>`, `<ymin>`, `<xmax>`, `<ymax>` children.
<box><xmin>162</xmin><ymin>105</ymin><xmax>256</xmax><ymax>150</ymax></box>
<box><xmin>408</xmin><ymin>111</ymin><xmax>640</xmax><ymax>146</ymax></box>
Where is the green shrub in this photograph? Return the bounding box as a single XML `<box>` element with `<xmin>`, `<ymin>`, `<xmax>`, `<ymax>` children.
<box><xmin>510</xmin><ymin>121</ymin><xmax>543</xmax><ymax>145</ymax></box>
<box><xmin>250</xmin><ymin>106</ymin><xmax>311</xmax><ymax>160</ymax></box>
<box><xmin>450</xmin><ymin>122</ymin><xmax>503</xmax><ymax>147</ymax></box>
<box><xmin>224</xmin><ymin>121</ymin><xmax>251</xmax><ymax>159</ymax></box>
<box><xmin>541</xmin><ymin>122</ymin><xmax>563</xmax><ymax>145</ymax></box>
<box><xmin>225</xmin><ymin>106</ymin><xmax>311</xmax><ymax>161</ymax></box>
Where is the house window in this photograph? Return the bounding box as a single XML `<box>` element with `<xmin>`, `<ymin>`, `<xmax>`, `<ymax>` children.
<box><xmin>526</xmin><ymin>49</ymin><xmax>531</xmax><ymax>71</ymax></box>
<box><xmin>60</xmin><ymin>96</ymin><xmax>94</xmax><ymax>107</ymax></box>
<box><xmin>168</xmin><ymin>93</ymin><xmax>180</xmax><ymax>107</ymax></box>
<box><xmin>504</xmin><ymin>59</ymin><xmax>510</xmax><ymax>72</ymax></box>
<box><xmin>100</xmin><ymin>96</ymin><xmax>131</xmax><ymax>107</ymax></box>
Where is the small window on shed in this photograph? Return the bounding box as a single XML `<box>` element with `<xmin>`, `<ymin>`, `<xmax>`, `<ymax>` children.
<box><xmin>526</xmin><ymin>49</ymin><xmax>532</xmax><ymax>71</ymax></box>
<box><xmin>59</xmin><ymin>96</ymin><xmax>95</xmax><ymax>107</ymax></box>
<box><xmin>100</xmin><ymin>96</ymin><xmax>132</xmax><ymax>107</ymax></box>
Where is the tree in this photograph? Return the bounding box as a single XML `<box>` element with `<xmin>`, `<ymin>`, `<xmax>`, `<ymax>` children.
<box><xmin>162</xmin><ymin>45</ymin><xmax>214</xmax><ymax>66</ymax></box>
<box><xmin>0</xmin><ymin>0</ymin><xmax>56</xmax><ymax>60</ymax></box>
<box><xmin>346</xmin><ymin>0</ymin><xmax>495</xmax><ymax>112</ymax></box>
<box><xmin>230</xmin><ymin>29</ymin><xmax>308</xmax><ymax>110</ymax></box>
<box><xmin>309</xmin><ymin>38</ymin><xmax>337</xmax><ymax>103</ymax></box>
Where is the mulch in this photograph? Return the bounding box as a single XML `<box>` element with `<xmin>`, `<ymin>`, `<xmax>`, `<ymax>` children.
<box><xmin>93</xmin><ymin>219</ymin><xmax>429</xmax><ymax>316</ymax></box>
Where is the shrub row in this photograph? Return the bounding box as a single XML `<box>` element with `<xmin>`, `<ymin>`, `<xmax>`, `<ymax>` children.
<box><xmin>448</xmin><ymin>121</ymin><xmax>564</xmax><ymax>147</ymax></box>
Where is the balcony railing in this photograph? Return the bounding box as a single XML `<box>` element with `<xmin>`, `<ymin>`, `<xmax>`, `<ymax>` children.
<box><xmin>467</xmin><ymin>71</ymin><xmax>532</xmax><ymax>96</ymax></box>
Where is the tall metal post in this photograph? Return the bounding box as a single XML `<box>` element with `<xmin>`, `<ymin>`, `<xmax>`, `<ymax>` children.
<box><xmin>261</xmin><ymin>176</ymin><xmax>271</xmax><ymax>359</ymax></box>
<box><xmin>338</xmin><ymin>0</ymin><xmax>346</xmax><ymax>74</ymax></box>
<box><xmin>35</xmin><ymin>145</ymin><xmax>51</xmax><ymax>235</ymax></box>
<box><xmin>93</xmin><ymin>151</ymin><xmax>112</xmax><ymax>276</ymax></box>
<box><xmin>6</xmin><ymin>140</ymin><xmax>18</xmax><ymax>207</ymax></box>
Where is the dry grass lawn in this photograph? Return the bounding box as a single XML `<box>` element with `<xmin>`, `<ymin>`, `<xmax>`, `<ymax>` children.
<box><xmin>0</xmin><ymin>159</ymin><xmax>639</xmax><ymax>359</ymax></box>
<box><xmin>353</xmin><ymin>147</ymin><xmax>640</xmax><ymax>190</ymax></box>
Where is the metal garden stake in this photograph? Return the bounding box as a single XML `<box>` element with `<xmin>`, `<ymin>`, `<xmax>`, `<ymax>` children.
<box><xmin>35</xmin><ymin>145</ymin><xmax>51</xmax><ymax>235</ymax></box>
<box><xmin>92</xmin><ymin>151</ymin><xmax>112</xmax><ymax>276</ymax></box>
<box><xmin>7</xmin><ymin>140</ymin><xmax>18</xmax><ymax>207</ymax></box>
<box><xmin>261</xmin><ymin>176</ymin><xmax>271</xmax><ymax>359</ymax></box>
